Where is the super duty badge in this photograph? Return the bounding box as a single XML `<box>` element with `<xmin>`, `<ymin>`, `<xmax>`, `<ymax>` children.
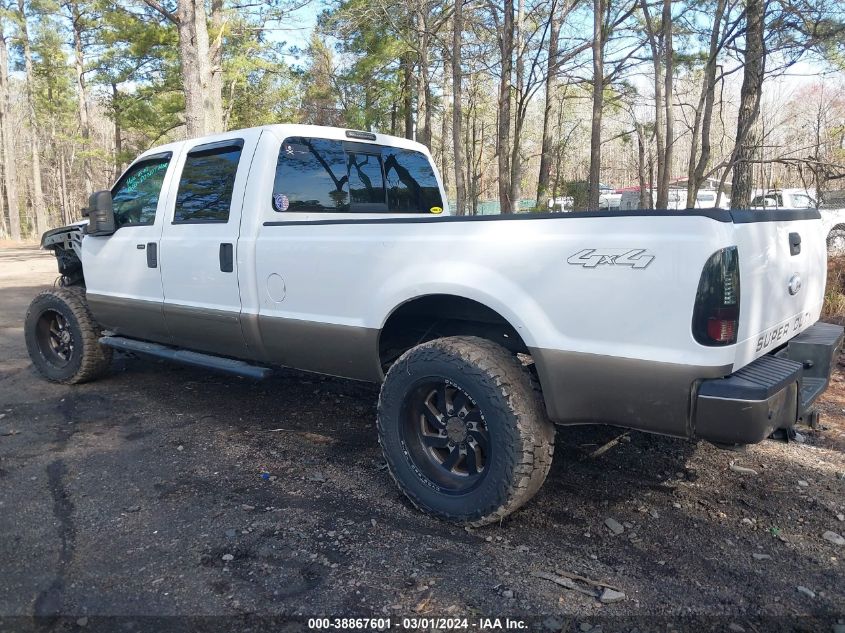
<box><xmin>567</xmin><ymin>248</ymin><xmax>655</xmax><ymax>269</ymax></box>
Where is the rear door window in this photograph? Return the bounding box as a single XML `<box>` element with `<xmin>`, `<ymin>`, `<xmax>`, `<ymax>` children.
<box><xmin>111</xmin><ymin>156</ymin><xmax>171</xmax><ymax>227</ymax></box>
<box><xmin>174</xmin><ymin>140</ymin><xmax>243</xmax><ymax>223</ymax></box>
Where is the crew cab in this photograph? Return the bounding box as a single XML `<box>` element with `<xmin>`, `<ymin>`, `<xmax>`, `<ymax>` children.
<box><xmin>26</xmin><ymin>124</ymin><xmax>844</xmax><ymax>526</ymax></box>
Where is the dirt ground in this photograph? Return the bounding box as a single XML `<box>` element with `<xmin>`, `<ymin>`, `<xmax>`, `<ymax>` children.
<box><xmin>1</xmin><ymin>245</ymin><xmax>844</xmax><ymax>633</ymax></box>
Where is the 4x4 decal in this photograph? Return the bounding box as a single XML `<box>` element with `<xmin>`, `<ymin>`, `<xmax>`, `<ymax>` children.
<box><xmin>567</xmin><ymin>248</ymin><xmax>655</xmax><ymax>269</ymax></box>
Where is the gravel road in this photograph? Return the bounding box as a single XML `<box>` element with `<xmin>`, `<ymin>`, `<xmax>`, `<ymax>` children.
<box><xmin>1</xmin><ymin>245</ymin><xmax>844</xmax><ymax>632</ymax></box>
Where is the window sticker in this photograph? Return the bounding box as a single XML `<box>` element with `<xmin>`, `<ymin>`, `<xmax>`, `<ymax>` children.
<box><xmin>430</xmin><ymin>206</ymin><xmax>443</xmax><ymax>214</ymax></box>
<box><xmin>124</xmin><ymin>162</ymin><xmax>168</xmax><ymax>193</ymax></box>
<box><xmin>273</xmin><ymin>193</ymin><xmax>290</xmax><ymax>212</ymax></box>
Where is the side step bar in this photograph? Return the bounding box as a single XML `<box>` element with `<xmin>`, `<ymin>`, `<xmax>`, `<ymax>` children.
<box><xmin>100</xmin><ymin>336</ymin><xmax>272</xmax><ymax>380</ymax></box>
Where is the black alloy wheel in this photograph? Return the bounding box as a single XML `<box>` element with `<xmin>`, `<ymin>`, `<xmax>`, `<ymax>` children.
<box><xmin>35</xmin><ymin>309</ymin><xmax>75</xmax><ymax>368</ymax></box>
<box><xmin>400</xmin><ymin>379</ymin><xmax>491</xmax><ymax>494</ymax></box>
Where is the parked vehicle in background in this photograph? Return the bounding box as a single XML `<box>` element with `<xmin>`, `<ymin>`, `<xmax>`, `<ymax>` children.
<box><xmin>750</xmin><ymin>188</ymin><xmax>817</xmax><ymax>210</ymax></box>
<box><xmin>25</xmin><ymin>124</ymin><xmax>844</xmax><ymax>527</ymax></box>
<box><xmin>618</xmin><ymin>188</ymin><xmax>729</xmax><ymax>211</ymax></box>
<box><xmin>746</xmin><ymin>188</ymin><xmax>845</xmax><ymax>255</ymax></box>
<box><xmin>547</xmin><ymin>196</ymin><xmax>575</xmax><ymax>212</ymax></box>
<box><xmin>598</xmin><ymin>191</ymin><xmax>622</xmax><ymax>210</ymax></box>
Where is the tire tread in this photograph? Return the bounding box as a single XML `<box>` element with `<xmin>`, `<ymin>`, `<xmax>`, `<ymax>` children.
<box><xmin>377</xmin><ymin>336</ymin><xmax>555</xmax><ymax>527</ymax></box>
<box><xmin>25</xmin><ymin>286</ymin><xmax>112</xmax><ymax>384</ymax></box>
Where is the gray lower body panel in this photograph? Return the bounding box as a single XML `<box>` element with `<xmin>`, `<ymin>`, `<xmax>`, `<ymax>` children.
<box><xmin>87</xmin><ymin>294</ymin><xmax>172</xmax><ymax>345</ymax></box>
<box><xmin>530</xmin><ymin>347</ymin><xmax>730</xmax><ymax>437</ymax></box>
<box><xmin>256</xmin><ymin>316</ymin><xmax>382</xmax><ymax>382</ymax></box>
<box><xmin>86</xmin><ymin>293</ymin><xmax>382</xmax><ymax>381</ymax></box>
<box><xmin>163</xmin><ymin>303</ymin><xmax>250</xmax><ymax>360</ymax></box>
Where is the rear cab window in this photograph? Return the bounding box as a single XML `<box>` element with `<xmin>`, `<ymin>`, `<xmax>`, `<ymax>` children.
<box><xmin>272</xmin><ymin>137</ymin><xmax>443</xmax><ymax>215</ymax></box>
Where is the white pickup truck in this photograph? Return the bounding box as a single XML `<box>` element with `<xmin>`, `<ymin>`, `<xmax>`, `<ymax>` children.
<box><xmin>26</xmin><ymin>124</ymin><xmax>844</xmax><ymax>526</ymax></box>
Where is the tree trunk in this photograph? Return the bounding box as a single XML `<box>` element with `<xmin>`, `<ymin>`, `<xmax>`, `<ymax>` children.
<box><xmin>70</xmin><ymin>3</ymin><xmax>92</xmax><ymax>193</ymax></box>
<box><xmin>0</xmin><ymin>21</ymin><xmax>20</xmax><ymax>240</ymax></box>
<box><xmin>59</xmin><ymin>151</ymin><xmax>69</xmax><ymax>225</ymax></box>
<box><xmin>111</xmin><ymin>82</ymin><xmax>123</xmax><ymax>179</ymax></box>
<box><xmin>17</xmin><ymin>0</ymin><xmax>48</xmax><ymax>234</ymax></box>
<box><xmin>660</xmin><ymin>0</ymin><xmax>673</xmax><ymax>207</ymax></box>
<box><xmin>403</xmin><ymin>53</ymin><xmax>414</xmax><ymax>140</ymax></box>
<box><xmin>588</xmin><ymin>0</ymin><xmax>605</xmax><ymax>210</ymax></box>
<box><xmin>157</xmin><ymin>0</ymin><xmax>220</xmax><ymax>137</ymax></box>
<box><xmin>636</xmin><ymin>122</ymin><xmax>649</xmax><ymax>208</ymax></box>
<box><xmin>209</xmin><ymin>0</ymin><xmax>225</xmax><ymax>132</ymax></box>
<box><xmin>451</xmin><ymin>0</ymin><xmax>466</xmax><ymax>216</ymax></box>
<box><xmin>686</xmin><ymin>0</ymin><xmax>726</xmax><ymax>206</ymax></box>
<box><xmin>536</xmin><ymin>2</ymin><xmax>561</xmax><ymax>210</ymax></box>
<box><xmin>415</xmin><ymin>9</ymin><xmax>432</xmax><ymax>148</ymax></box>
<box><xmin>508</xmin><ymin>0</ymin><xmax>525</xmax><ymax>210</ymax></box>
<box><xmin>641</xmin><ymin>0</ymin><xmax>666</xmax><ymax>208</ymax></box>
<box><xmin>730</xmin><ymin>0</ymin><xmax>765</xmax><ymax>208</ymax></box>
<box><xmin>175</xmin><ymin>7</ymin><xmax>202</xmax><ymax>137</ymax></box>
<box><xmin>497</xmin><ymin>0</ymin><xmax>514</xmax><ymax>213</ymax></box>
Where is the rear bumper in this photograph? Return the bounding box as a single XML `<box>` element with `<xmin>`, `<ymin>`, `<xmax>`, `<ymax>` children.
<box><xmin>695</xmin><ymin>322</ymin><xmax>844</xmax><ymax>445</ymax></box>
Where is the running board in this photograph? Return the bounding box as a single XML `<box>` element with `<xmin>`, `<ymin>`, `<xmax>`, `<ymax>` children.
<box><xmin>99</xmin><ymin>336</ymin><xmax>272</xmax><ymax>380</ymax></box>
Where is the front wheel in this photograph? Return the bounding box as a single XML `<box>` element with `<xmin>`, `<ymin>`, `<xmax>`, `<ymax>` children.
<box><xmin>24</xmin><ymin>287</ymin><xmax>112</xmax><ymax>384</ymax></box>
<box><xmin>377</xmin><ymin>336</ymin><xmax>555</xmax><ymax>526</ymax></box>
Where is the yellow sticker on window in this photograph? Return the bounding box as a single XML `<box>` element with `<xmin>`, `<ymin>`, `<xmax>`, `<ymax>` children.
<box><xmin>430</xmin><ymin>206</ymin><xmax>443</xmax><ymax>214</ymax></box>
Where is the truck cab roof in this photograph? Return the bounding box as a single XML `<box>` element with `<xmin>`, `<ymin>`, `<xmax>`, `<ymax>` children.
<box><xmin>134</xmin><ymin>124</ymin><xmax>434</xmax><ymax>165</ymax></box>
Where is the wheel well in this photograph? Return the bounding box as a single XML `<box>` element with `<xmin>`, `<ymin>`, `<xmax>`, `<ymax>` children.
<box><xmin>378</xmin><ymin>295</ymin><xmax>529</xmax><ymax>370</ymax></box>
<box><xmin>42</xmin><ymin>225</ymin><xmax>85</xmax><ymax>286</ymax></box>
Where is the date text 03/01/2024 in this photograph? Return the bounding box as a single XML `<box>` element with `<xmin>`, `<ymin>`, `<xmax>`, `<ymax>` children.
<box><xmin>306</xmin><ymin>617</ymin><xmax>528</xmax><ymax>630</ymax></box>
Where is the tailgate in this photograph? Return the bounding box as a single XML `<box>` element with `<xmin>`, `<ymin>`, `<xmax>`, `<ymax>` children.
<box><xmin>732</xmin><ymin>210</ymin><xmax>826</xmax><ymax>369</ymax></box>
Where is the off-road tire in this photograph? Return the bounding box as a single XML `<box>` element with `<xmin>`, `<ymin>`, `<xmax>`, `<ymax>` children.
<box><xmin>25</xmin><ymin>286</ymin><xmax>112</xmax><ymax>384</ymax></box>
<box><xmin>377</xmin><ymin>336</ymin><xmax>555</xmax><ymax>526</ymax></box>
<box><xmin>827</xmin><ymin>225</ymin><xmax>845</xmax><ymax>256</ymax></box>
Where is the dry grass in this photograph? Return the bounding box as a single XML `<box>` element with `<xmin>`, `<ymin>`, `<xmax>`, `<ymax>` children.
<box><xmin>823</xmin><ymin>256</ymin><xmax>845</xmax><ymax>321</ymax></box>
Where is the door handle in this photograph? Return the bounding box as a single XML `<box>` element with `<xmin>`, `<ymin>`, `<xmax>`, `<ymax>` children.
<box><xmin>146</xmin><ymin>242</ymin><xmax>157</xmax><ymax>268</ymax></box>
<box><xmin>789</xmin><ymin>232</ymin><xmax>801</xmax><ymax>256</ymax></box>
<box><xmin>219</xmin><ymin>243</ymin><xmax>234</xmax><ymax>273</ymax></box>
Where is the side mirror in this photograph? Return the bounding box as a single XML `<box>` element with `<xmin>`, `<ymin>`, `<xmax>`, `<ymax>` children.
<box><xmin>85</xmin><ymin>190</ymin><xmax>116</xmax><ymax>236</ymax></box>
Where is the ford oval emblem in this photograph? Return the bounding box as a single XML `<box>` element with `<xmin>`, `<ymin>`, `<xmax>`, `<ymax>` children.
<box><xmin>788</xmin><ymin>274</ymin><xmax>802</xmax><ymax>296</ymax></box>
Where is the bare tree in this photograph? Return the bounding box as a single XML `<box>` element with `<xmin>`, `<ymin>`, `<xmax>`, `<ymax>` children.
<box><xmin>730</xmin><ymin>0</ymin><xmax>765</xmax><ymax>208</ymax></box>
<box><xmin>685</xmin><ymin>0</ymin><xmax>732</xmax><ymax>206</ymax></box>
<box><xmin>452</xmin><ymin>0</ymin><xmax>467</xmax><ymax>215</ymax></box>
<box><xmin>641</xmin><ymin>0</ymin><xmax>675</xmax><ymax>209</ymax></box>
<box><xmin>588</xmin><ymin>0</ymin><xmax>639</xmax><ymax>209</ymax></box>
<box><xmin>496</xmin><ymin>0</ymin><xmax>515</xmax><ymax>212</ymax></box>
<box><xmin>588</xmin><ymin>0</ymin><xmax>605</xmax><ymax>210</ymax></box>
<box><xmin>0</xmin><ymin>17</ymin><xmax>19</xmax><ymax>240</ymax></box>
<box><xmin>536</xmin><ymin>0</ymin><xmax>561</xmax><ymax>210</ymax></box>
<box><xmin>16</xmin><ymin>0</ymin><xmax>48</xmax><ymax>233</ymax></box>
<box><xmin>65</xmin><ymin>0</ymin><xmax>92</xmax><ymax>193</ymax></box>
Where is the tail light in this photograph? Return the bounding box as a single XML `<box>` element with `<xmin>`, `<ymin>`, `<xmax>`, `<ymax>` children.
<box><xmin>692</xmin><ymin>246</ymin><xmax>740</xmax><ymax>346</ymax></box>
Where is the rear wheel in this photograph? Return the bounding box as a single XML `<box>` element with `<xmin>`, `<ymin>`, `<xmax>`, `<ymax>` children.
<box><xmin>377</xmin><ymin>336</ymin><xmax>555</xmax><ymax>526</ymax></box>
<box><xmin>828</xmin><ymin>225</ymin><xmax>845</xmax><ymax>256</ymax></box>
<box><xmin>25</xmin><ymin>287</ymin><xmax>112</xmax><ymax>384</ymax></box>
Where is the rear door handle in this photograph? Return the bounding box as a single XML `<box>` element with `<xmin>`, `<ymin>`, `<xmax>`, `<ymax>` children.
<box><xmin>146</xmin><ymin>242</ymin><xmax>157</xmax><ymax>268</ymax></box>
<box><xmin>219</xmin><ymin>243</ymin><xmax>234</xmax><ymax>273</ymax></box>
<box><xmin>789</xmin><ymin>232</ymin><xmax>801</xmax><ymax>256</ymax></box>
